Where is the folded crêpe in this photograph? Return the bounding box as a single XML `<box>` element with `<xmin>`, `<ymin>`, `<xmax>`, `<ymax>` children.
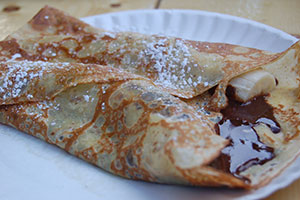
<box><xmin>1</xmin><ymin>6</ymin><xmax>279</xmax><ymax>99</ymax></box>
<box><xmin>0</xmin><ymin>6</ymin><xmax>300</xmax><ymax>189</ymax></box>
<box><xmin>0</xmin><ymin>61</ymin><xmax>236</xmax><ymax>186</ymax></box>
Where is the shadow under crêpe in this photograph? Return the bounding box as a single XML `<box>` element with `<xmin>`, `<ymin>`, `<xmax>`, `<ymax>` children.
<box><xmin>125</xmin><ymin>180</ymin><xmax>250</xmax><ymax>200</ymax></box>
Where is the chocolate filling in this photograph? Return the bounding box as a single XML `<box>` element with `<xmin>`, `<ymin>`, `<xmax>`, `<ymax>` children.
<box><xmin>210</xmin><ymin>86</ymin><xmax>280</xmax><ymax>182</ymax></box>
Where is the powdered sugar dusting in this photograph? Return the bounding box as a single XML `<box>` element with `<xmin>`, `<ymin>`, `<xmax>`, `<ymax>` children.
<box><xmin>83</xmin><ymin>95</ymin><xmax>90</xmax><ymax>102</ymax></box>
<box><xmin>135</xmin><ymin>37</ymin><xmax>203</xmax><ymax>91</ymax></box>
<box><xmin>100</xmin><ymin>32</ymin><xmax>116</xmax><ymax>39</ymax></box>
<box><xmin>55</xmin><ymin>32</ymin><xmax>207</xmax><ymax>96</ymax></box>
<box><xmin>0</xmin><ymin>61</ymin><xmax>71</xmax><ymax>102</ymax></box>
<box><xmin>2</xmin><ymin>31</ymin><xmax>216</xmax><ymax>98</ymax></box>
<box><xmin>7</xmin><ymin>53</ymin><xmax>22</xmax><ymax>62</ymax></box>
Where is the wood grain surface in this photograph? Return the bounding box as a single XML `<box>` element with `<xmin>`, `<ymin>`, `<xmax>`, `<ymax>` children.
<box><xmin>0</xmin><ymin>0</ymin><xmax>299</xmax><ymax>199</ymax></box>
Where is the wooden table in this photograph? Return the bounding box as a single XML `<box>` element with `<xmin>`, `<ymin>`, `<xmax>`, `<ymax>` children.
<box><xmin>0</xmin><ymin>0</ymin><xmax>299</xmax><ymax>199</ymax></box>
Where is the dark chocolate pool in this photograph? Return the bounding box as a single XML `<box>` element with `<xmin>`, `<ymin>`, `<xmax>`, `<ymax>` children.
<box><xmin>210</xmin><ymin>86</ymin><xmax>280</xmax><ymax>182</ymax></box>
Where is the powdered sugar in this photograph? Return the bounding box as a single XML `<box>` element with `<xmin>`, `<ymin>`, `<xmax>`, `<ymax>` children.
<box><xmin>143</xmin><ymin>38</ymin><xmax>168</xmax><ymax>73</ymax></box>
<box><xmin>36</xmin><ymin>101</ymin><xmax>53</xmax><ymax>110</ymax></box>
<box><xmin>136</xmin><ymin>37</ymin><xmax>201</xmax><ymax>90</ymax></box>
<box><xmin>83</xmin><ymin>95</ymin><xmax>90</xmax><ymax>102</ymax></box>
<box><xmin>8</xmin><ymin>53</ymin><xmax>22</xmax><ymax>61</ymax></box>
<box><xmin>0</xmin><ymin>61</ymin><xmax>71</xmax><ymax>102</ymax></box>
<box><xmin>0</xmin><ymin>62</ymin><xmax>29</xmax><ymax>99</ymax></box>
<box><xmin>100</xmin><ymin>32</ymin><xmax>116</xmax><ymax>39</ymax></box>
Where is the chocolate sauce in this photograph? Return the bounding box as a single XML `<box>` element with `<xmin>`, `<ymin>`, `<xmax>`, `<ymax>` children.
<box><xmin>211</xmin><ymin>87</ymin><xmax>280</xmax><ymax>181</ymax></box>
<box><xmin>208</xmin><ymin>85</ymin><xmax>217</xmax><ymax>96</ymax></box>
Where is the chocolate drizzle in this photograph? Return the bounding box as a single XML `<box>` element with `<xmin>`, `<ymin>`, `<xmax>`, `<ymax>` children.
<box><xmin>211</xmin><ymin>86</ymin><xmax>280</xmax><ymax>182</ymax></box>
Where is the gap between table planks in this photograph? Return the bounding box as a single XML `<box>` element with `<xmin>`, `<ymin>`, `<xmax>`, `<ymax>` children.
<box><xmin>0</xmin><ymin>0</ymin><xmax>299</xmax><ymax>200</ymax></box>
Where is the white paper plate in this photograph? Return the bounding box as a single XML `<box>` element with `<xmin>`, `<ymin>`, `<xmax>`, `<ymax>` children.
<box><xmin>1</xmin><ymin>10</ymin><xmax>299</xmax><ymax>200</ymax></box>
<box><xmin>83</xmin><ymin>9</ymin><xmax>298</xmax><ymax>52</ymax></box>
